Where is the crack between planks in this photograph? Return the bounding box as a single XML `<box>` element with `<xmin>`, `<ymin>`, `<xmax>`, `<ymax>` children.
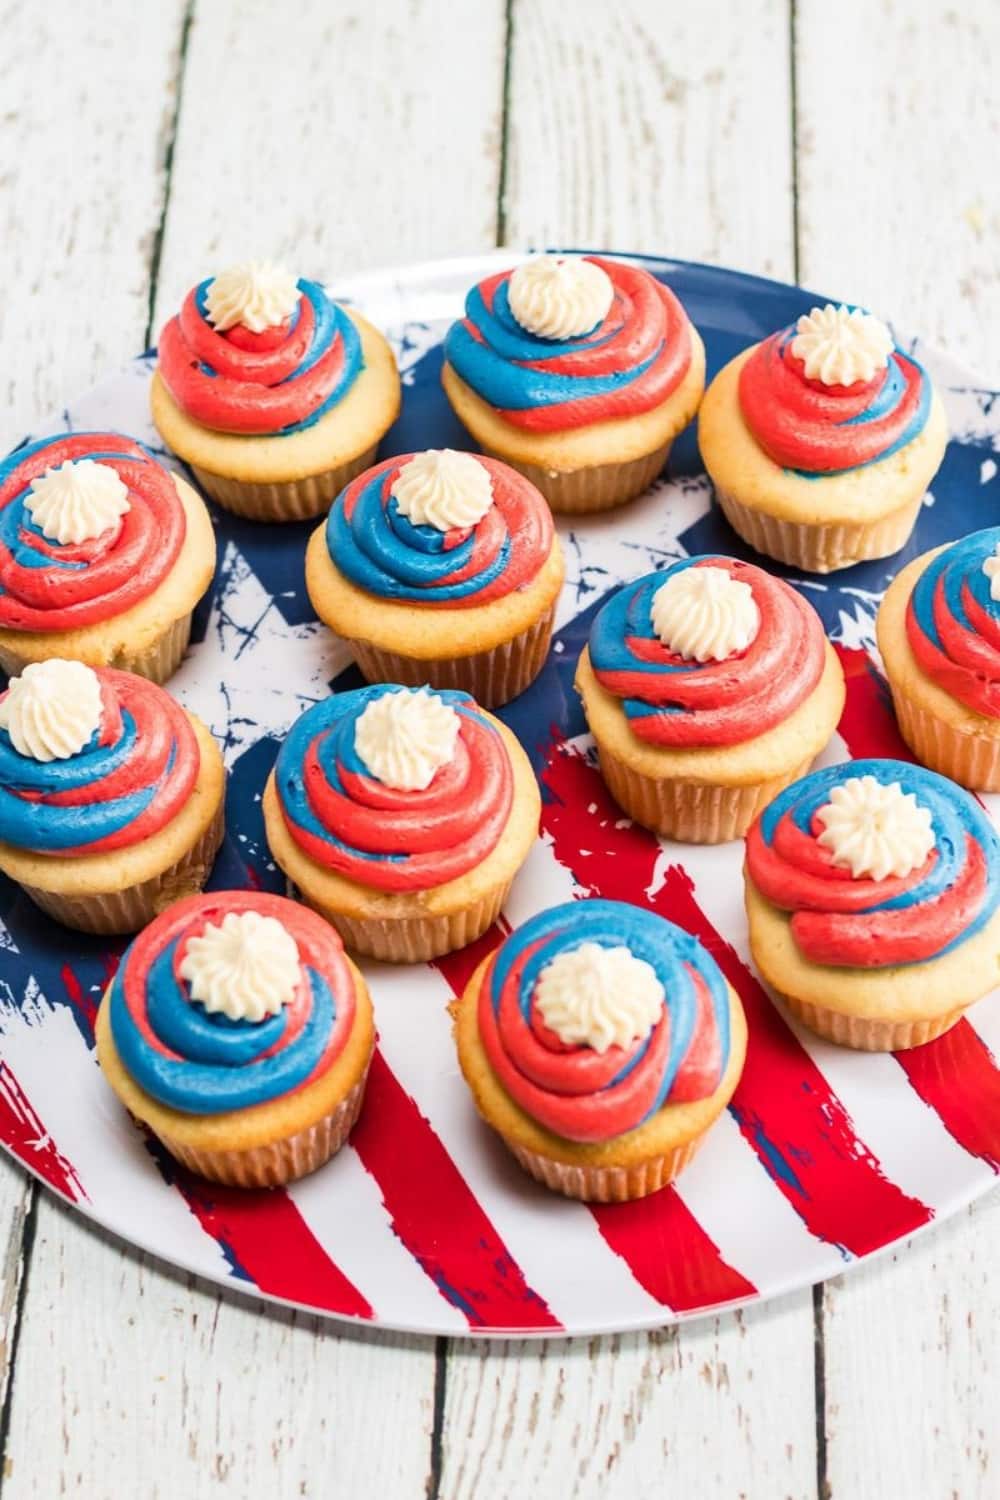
<box><xmin>789</xmin><ymin>0</ymin><xmax>801</xmax><ymax>284</ymax></box>
<box><xmin>0</xmin><ymin>1183</ymin><xmax>39</xmax><ymax>1494</ymax></box>
<box><xmin>424</xmin><ymin>1335</ymin><xmax>448</xmax><ymax>1500</ymax></box>
<box><xmin>812</xmin><ymin>1282</ymin><xmax>830</xmax><ymax>1500</ymax></box>
<box><xmin>494</xmin><ymin>0</ymin><xmax>515</xmax><ymax>247</ymax></box>
<box><xmin>144</xmin><ymin>0</ymin><xmax>196</xmax><ymax>350</ymax></box>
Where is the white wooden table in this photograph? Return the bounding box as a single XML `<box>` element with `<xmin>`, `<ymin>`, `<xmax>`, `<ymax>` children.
<box><xmin>1</xmin><ymin>2</ymin><xmax>998</xmax><ymax>1494</ymax></box>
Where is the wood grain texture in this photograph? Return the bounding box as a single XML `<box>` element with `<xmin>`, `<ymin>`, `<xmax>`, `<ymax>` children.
<box><xmin>439</xmin><ymin>1296</ymin><xmax>815</xmax><ymax>1499</ymax></box>
<box><xmin>796</xmin><ymin>0</ymin><xmax>1000</xmax><ymax>381</ymax></box>
<box><xmin>502</xmin><ymin>0</ymin><xmax>794</xmax><ymax>276</ymax></box>
<box><xmin>0</xmin><ymin>1161</ymin><xmax>33</xmax><ymax>1435</ymax></box>
<box><xmin>0</xmin><ymin>0</ymin><xmax>189</xmax><ymax>453</ymax></box>
<box><xmin>151</xmin><ymin>0</ymin><xmax>507</xmax><ymax>333</ymax></box>
<box><xmin>0</xmin><ymin>1198</ymin><xmax>435</xmax><ymax>1500</ymax></box>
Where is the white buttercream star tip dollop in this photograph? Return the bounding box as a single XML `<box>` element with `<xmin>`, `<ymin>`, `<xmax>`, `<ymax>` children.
<box><xmin>205</xmin><ymin>260</ymin><xmax>301</xmax><ymax>333</ymax></box>
<box><xmin>790</xmin><ymin>304</ymin><xmax>894</xmax><ymax>386</ymax></box>
<box><xmin>390</xmin><ymin>450</ymin><xmax>494</xmax><ymax>531</ymax></box>
<box><xmin>354</xmin><ymin>688</ymin><xmax>461</xmax><ymax>792</ymax></box>
<box><xmin>982</xmin><ymin>543</ymin><xmax>1000</xmax><ymax>601</ymax></box>
<box><xmin>650</xmin><ymin>565</ymin><xmax>759</xmax><ymax>662</ymax></box>
<box><xmin>534</xmin><ymin>941</ymin><xmax>664</xmax><ymax>1054</ymax></box>
<box><xmin>180</xmin><ymin>911</ymin><xmax>301</xmax><ymax>1022</ymax></box>
<box><xmin>25</xmin><ymin>459</ymin><xmax>130</xmax><ymax>545</ymax></box>
<box><xmin>0</xmin><ymin>659</ymin><xmax>103</xmax><ymax>762</ymax></box>
<box><xmin>508</xmin><ymin>255</ymin><xmax>614</xmax><ymax>340</ymax></box>
<box><xmin>816</xmin><ymin>775</ymin><xmax>935</xmax><ymax>882</ymax></box>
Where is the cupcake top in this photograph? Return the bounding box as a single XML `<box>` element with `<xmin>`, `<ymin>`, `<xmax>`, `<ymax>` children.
<box><xmin>0</xmin><ymin>661</ymin><xmax>200</xmax><ymax>857</ymax></box>
<box><xmin>273</xmin><ymin>684</ymin><xmax>513</xmax><ymax>891</ymax></box>
<box><xmin>737</xmin><ymin>303</ymin><xmax>932</xmax><ymax>474</ymax></box>
<box><xmin>0</xmin><ymin>433</ymin><xmax>187</xmax><ymax>632</ymax></box>
<box><xmin>107</xmin><ymin>891</ymin><xmax>357</xmax><ymax>1113</ymax></box>
<box><xmin>588</xmin><ymin>556</ymin><xmax>826</xmax><ymax>747</ymax></box>
<box><xmin>325</xmin><ymin>450</ymin><xmax>553</xmax><ymax>608</ymax></box>
<box><xmin>477</xmin><ymin>899</ymin><xmax>731</xmax><ymax>1143</ymax></box>
<box><xmin>745</xmin><ymin>758</ymin><xmax>1000</xmax><ymax>967</ymax></box>
<box><xmin>905</xmin><ymin>527</ymin><xmax>1000</xmax><ymax>716</ymax></box>
<box><xmin>444</xmin><ymin>254</ymin><xmax>695</xmax><ymax>432</ymax></box>
<box><xmin>157</xmin><ymin>259</ymin><xmax>363</xmax><ymax>436</ymax></box>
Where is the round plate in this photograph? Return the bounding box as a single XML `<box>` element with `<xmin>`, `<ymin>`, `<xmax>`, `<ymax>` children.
<box><xmin>2</xmin><ymin>252</ymin><xmax>999</xmax><ymax>1339</ymax></box>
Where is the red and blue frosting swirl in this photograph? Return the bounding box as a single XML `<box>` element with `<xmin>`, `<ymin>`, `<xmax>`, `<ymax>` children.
<box><xmin>325</xmin><ymin>454</ymin><xmax>552</xmax><ymax>606</ymax></box>
<box><xmin>274</xmin><ymin>685</ymin><xmax>513</xmax><ymax>892</ymax></box>
<box><xmin>158</xmin><ymin>278</ymin><xmax>362</xmax><ymax>436</ymax></box>
<box><xmin>745</xmin><ymin>759</ymin><xmax>1000</xmax><ymax>967</ymax></box>
<box><xmin>444</xmin><ymin>258</ymin><xmax>693</xmax><ymax>432</ymax></box>
<box><xmin>588</xmin><ymin>556</ymin><xmax>826</xmax><ymax>748</ymax></box>
<box><xmin>107</xmin><ymin>892</ymin><xmax>356</xmax><ymax>1113</ymax></box>
<box><xmin>0</xmin><ymin>668</ymin><xmax>199</xmax><ymax>857</ymax></box>
<box><xmin>478</xmin><ymin>899</ymin><xmax>731</xmax><ymax>1143</ymax></box>
<box><xmin>0</xmin><ymin>433</ymin><xmax>186</xmax><ymax>632</ymax></box>
<box><xmin>738</xmin><ymin>323</ymin><xmax>931</xmax><ymax>474</ymax></box>
<box><xmin>905</xmin><ymin>528</ymin><xmax>1000</xmax><ymax>717</ymax></box>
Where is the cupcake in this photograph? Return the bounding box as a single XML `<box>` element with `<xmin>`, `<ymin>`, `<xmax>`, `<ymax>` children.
<box><xmin>0</xmin><ymin>660</ymin><xmax>225</xmax><ymax>933</ymax></box>
<box><xmin>305</xmin><ymin>449</ymin><xmax>564</xmax><ymax>707</ymax></box>
<box><xmin>878</xmin><ymin>528</ymin><xmax>1000</xmax><ymax>789</ymax></box>
<box><xmin>151</xmin><ymin>261</ymin><xmax>401</xmax><ymax>522</ymax></box>
<box><xmin>262</xmin><ymin>683</ymin><xmax>539</xmax><ymax>963</ymax></box>
<box><xmin>96</xmin><ymin>891</ymin><xmax>375</xmax><ymax>1187</ymax></box>
<box><xmin>575</xmin><ymin>556</ymin><xmax>845</xmax><ymax>843</ymax></box>
<box><xmin>0</xmin><ymin>432</ymin><xmax>215</xmax><ymax>683</ymax></box>
<box><xmin>453</xmin><ymin>898</ymin><xmax>747</xmax><ymax>1202</ymax></box>
<box><xmin>442</xmin><ymin>254</ymin><xmax>705</xmax><ymax>512</ymax></box>
<box><xmin>744</xmin><ymin>758</ymin><xmax>1000</xmax><ymax>1050</ymax></box>
<box><xmin>699</xmin><ymin>304</ymin><xmax>948</xmax><ymax>572</ymax></box>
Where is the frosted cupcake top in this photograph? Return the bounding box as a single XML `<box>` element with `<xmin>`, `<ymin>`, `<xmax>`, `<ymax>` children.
<box><xmin>107</xmin><ymin>892</ymin><xmax>358</xmax><ymax>1114</ymax></box>
<box><xmin>477</xmin><ymin>899</ymin><xmax>731</xmax><ymax>1142</ymax></box>
<box><xmin>0</xmin><ymin>662</ymin><xmax>200</xmax><ymax>857</ymax></box>
<box><xmin>745</xmin><ymin>759</ymin><xmax>1000</xmax><ymax>968</ymax></box>
<box><xmin>325</xmin><ymin>451</ymin><xmax>553</xmax><ymax>608</ymax></box>
<box><xmin>905</xmin><ymin>528</ymin><xmax>1000</xmax><ymax>717</ymax></box>
<box><xmin>157</xmin><ymin>259</ymin><xmax>363</xmax><ymax>436</ymax></box>
<box><xmin>737</xmin><ymin>303</ymin><xmax>932</xmax><ymax>474</ymax></box>
<box><xmin>273</xmin><ymin>685</ymin><xmax>513</xmax><ymax>892</ymax></box>
<box><xmin>0</xmin><ymin>433</ymin><xmax>187</xmax><ymax>633</ymax></box>
<box><xmin>444</xmin><ymin>254</ymin><xmax>695</xmax><ymax>432</ymax></box>
<box><xmin>588</xmin><ymin>556</ymin><xmax>826</xmax><ymax>748</ymax></box>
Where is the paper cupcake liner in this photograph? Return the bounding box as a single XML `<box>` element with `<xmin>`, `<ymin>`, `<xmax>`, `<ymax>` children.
<box><xmin>190</xmin><ymin>444</ymin><xmax>378</xmax><ymax>523</ymax></box>
<box><xmin>775</xmin><ymin>987</ymin><xmax>965</xmax><ymax>1053</ymax></box>
<box><xmin>301</xmin><ymin>878</ymin><xmax>512</xmax><ymax>963</ymax></box>
<box><xmin>889</xmin><ymin>681</ymin><xmax>1000</xmax><ymax>791</ymax></box>
<box><xmin>595</xmin><ymin>741</ymin><xmax>815</xmax><ymax>844</ymax></box>
<box><xmin>19</xmin><ymin>799</ymin><xmax>225</xmax><ymax>935</ymax></box>
<box><xmin>504</xmin><ymin>1133</ymin><xmax>702</xmax><ymax>1203</ymax></box>
<box><xmin>348</xmin><ymin>603</ymin><xmax>556</xmax><ymax>709</ymax></box>
<box><xmin>0</xmin><ymin>611</ymin><xmax>192</xmax><ymax>687</ymax></box>
<box><xmin>156</xmin><ymin>1066</ymin><xmax>370</xmax><ymax>1188</ymax></box>
<box><xmin>479</xmin><ymin>441</ymin><xmax>672</xmax><ymax>514</ymax></box>
<box><xmin>715</xmin><ymin>487</ymin><xmax>922</xmax><ymax>574</ymax></box>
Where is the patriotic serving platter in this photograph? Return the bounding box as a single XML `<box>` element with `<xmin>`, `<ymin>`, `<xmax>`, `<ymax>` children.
<box><xmin>2</xmin><ymin>252</ymin><xmax>1000</xmax><ymax>1339</ymax></box>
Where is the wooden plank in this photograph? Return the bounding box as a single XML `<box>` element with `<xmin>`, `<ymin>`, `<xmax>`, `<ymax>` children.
<box><xmin>151</xmin><ymin>0</ymin><xmax>508</xmax><ymax>331</ymax></box>
<box><xmin>437</xmin><ymin>6</ymin><xmax>817</xmax><ymax>1497</ymax></box>
<box><xmin>0</xmin><ymin>0</ymin><xmax>189</xmax><ymax>453</ymax></box>
<box><xmin>502</xmin><ymin>0</ymin><xmax>795</xmax><ymax>277</ymax></box>
<box><xmin>0</xmin><ymin>1198</ymin><xmax>435</xmax><ymax>1500</ymax></box>
<box><xmin>796</xmin><ymin>0</ymin><xmax>1000</xmax><ymax>380</ymax></box>
<box><xmin>798</xmin><ymin>4</ymin><xmax>1000</xmax><ymax>1497</ymax></box>
<box><xmin>0</xmin><ymin>1161</ymin><xmax>33</xmax><ymax>1440</ymax></box>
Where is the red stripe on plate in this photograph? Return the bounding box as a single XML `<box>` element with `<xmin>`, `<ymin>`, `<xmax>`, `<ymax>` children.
<box><xmin>435</xmin><ymin>884</ymin><xmax>755</xmax><ymax>1311</ymax></box>
<box><xmin>351</xmin><ymin>1048</ymin><xmax>561</xmax><ymax>1331</ymax></box>
<box><xmin>836</xmin><ymin>642</ymin><xmax>1000</xmax><ymax>1169</ymax></box>
<box><xmin>177</xmin><ymin>1176</ymin><xmax>374</xmax><ymax>1320</ymax></box>
<box><xmin>541</xmin><ymin>738</ymin><xmax>932</xmax><ymax>1257</ymax></box>
<box><xmin>0</xmin><ymin>1062</ymin><xmax>87</xmax><ymax>1201</ymax></box>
